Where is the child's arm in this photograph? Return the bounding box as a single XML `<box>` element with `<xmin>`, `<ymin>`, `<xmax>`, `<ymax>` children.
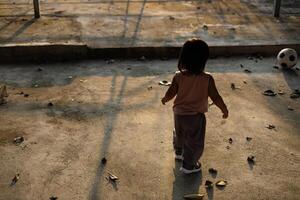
<box><xmin>208</xmin><ymin>75</ymin><xmax>228</xmax><ymax>118</ymax></box>
<box><xmin>161</xmin><ymin>75</ymin><xmax>179</xmax><ymax>105</ymax></box>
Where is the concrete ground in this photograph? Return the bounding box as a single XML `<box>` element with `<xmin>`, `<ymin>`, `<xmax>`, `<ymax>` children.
<box><xmin>0</xmin><ymin>0</ymin><xmax>300</xmax><ymax>48</ymax></box>
<box><xmin>0</xmin><ymin>57</ymin><xmax>299</xmax><ymax>200</ymax></box>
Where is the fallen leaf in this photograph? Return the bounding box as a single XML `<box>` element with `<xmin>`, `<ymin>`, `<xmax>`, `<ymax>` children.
<box><xmin>10</xmin><ymin>174</ymin><xmax>20</xmax><ymax>186</ymax></box>
<box><xmin>247</xmin><ymin>155</ymin><xmax>255</xmax><ymax>164</ymax></box>
<box><xmin>13</xmin><ymin>136</ymin><xmax>24</xmax><ymax>145</ymax></box>
<box><xmin>101</xmin><ymin>157</ymin><xmax>107</xmax><ymax>165</ymax></box>
<box><xmin>184</xmin><ymin>194</ymin><xmax>204</xmax><ymax>199</ymax></box>
<box><xmin>202</xmin><ymin>25</ymin><xmax>208</xmax><ymax>30</ymax></box>
<box><xmin>108</xmin><ymin>172</ymin><xmax>118</xmax><ymax>181</ymax></box>
<box><xmin>288</xmin><ymin>106</ymin><xmax>294</xmax><ymax>111</ymax></box>
<box><xmin>231</xmin><ymin>83</ymin><xmax>236</xmax><ymax>90</ymax></box>
<box><xmin>244</xmin><ymin>69</ymin><xmax>252</xmax><ymax>73</ymax></box>
<box><xmin>216</xmin><ymin>180</ymin><xmax>227</xmax><ymax>187</ymax></box>
<box><xmin>159</xmin><ymin>80</ymin><xmax>171</xmax><ymax>86</ymax></box>
<box><xmin>263</xmin><ymin>90</ymin><xmax>277</xmax><ymax>96</ymax></box>
<box><xmin>266</xmin><ymin>124</ymin><xmax>276</xmax><ymax>130</ymax></box>
<box><xmin>169</xmin><ymin>16</ymin><xmax>175</xmax><ymax>20</ymax></box>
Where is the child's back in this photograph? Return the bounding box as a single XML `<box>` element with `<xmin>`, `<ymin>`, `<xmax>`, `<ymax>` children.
<box><xmin>171</xmin><ymin>71</ymin><xmax>210</xmax><ymax>115</ymax></box>
<box><xmin>161</xmin><ymin>39</ymin><xmax>228</xmax><ymax>174</ymax></box>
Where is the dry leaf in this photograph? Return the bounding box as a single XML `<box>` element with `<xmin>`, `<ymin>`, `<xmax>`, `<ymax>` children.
<box><xmin>184</xmin><ymin>194</ymin><xmax>204</xmax><ymax>199</ymax></box>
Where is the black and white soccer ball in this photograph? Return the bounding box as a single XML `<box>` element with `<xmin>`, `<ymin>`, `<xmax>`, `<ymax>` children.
<box><xmin>277</xmin><ymin>48</ymin><xmax>298</xmax><ymax>69</ymax></box>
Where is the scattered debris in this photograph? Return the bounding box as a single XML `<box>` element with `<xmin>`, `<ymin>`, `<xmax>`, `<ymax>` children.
<box><xmin>13</xmin><ymin>136</ymin><xmax>24</xmax><ymax>145</ymax></box>
<box><xmin>228</xmin><ymin>138</ymin><xmax>233</xmax><ymax>144</ymax></box>
<box><xmin>49</xmin><ymin>196</ymin><xmax>58</xmax><ymax>200</ymax></box>
<box><xmin>231</xmin><ymin>83</ymin><xmax>236</xmax><ymax>90</ymax></box>
<box><xmin>108</xmin><ymin>172</ymin><xmax>118</xmax><ymax>181</ymax></box>
<box><xmin>263</xmin><ymin>90</ymin><xmax>277</xmax><ymax>96</ymax></box>
<box><xmin>79</xmin><ymin>79</ymin><xmax>87</xmax><ymax>83</ymax></box>
<box><xmin>205</xmin><ymin>180</ymin><xmax>213</xmax><ymax>188</ymax></box>
<box><xmin>243</xmin><ymin>69</ymin><xmax>252</xmax><ymax>73</ymax></box>
<box><xmin>106</xmin><ymin>59</ymin><xmax>115</xmax><ymax>64</ymax></box>
<box><xmin>147</xmin><ymin>86</ymin><xmax>153</xmax><ymax>91</ymax></box>
<box><xmin>169</xmin><ymin>16</ymin><xmax>175</xmax><ymax>20</ymax></box>
<box><xmin>24</xmin><ymin>94</ymin><xmax>29</xmax><ymax>97</ymax></box>
<box><xmin>48</xmin><ymin>102</ymin><xmax>53</xmax><ymax>107</ymax></box>
<box><xmin>230</xmin><ymin>83</ymin><xmax>241</xmax><ymax>90</ymax></box>
<box><xmin>0</xmin><ymin>85</ymin><xmax>8</xmax><ymax>105</ymax></box>
<box><xmin>101</xmin><ymin>157</ymin><xmax>107</xmax><ymax>165</ymax></box>
<box><xmin>290</xmin><ymin>89</ymin><xmax>300</xmax><ymax>99</ymax></box>
<box><xmin>273</xmin><ymin>65</ymin><xmax>279</xmax><ymax>69</ymax></box>
<box><xmin>266</xmin><ymin>124</ymin><xmax>276</xmax><ymax>130</ymax></box>
<box><xmin>208</xmin><ymin>168</ymin><xmax>218</xmax><ymax>174</ymax></box>
<box><xmin>215</xmin><ymin>180</ymin><xmax>227</xmax><ymax>187</ymax></box>
<box><xmin>246</xmin><ymin>137</ymin><xmax>252</xmax><ymax>141</ymax></box>
<box><xmin>159</xmin><ymin>80</ymin><xmax>171</xmax><ymax>86</ymax></box>
<box><xmin>278</xmin><ymin>90</ymin><xmax>285</xmax><ymax>95</ymax></box>
<box><xmin>37</xmin><ymin>68</ymin><xmax>43</xmax><ymax>72</ymax></box>
<box><xmin>288</xmin><ymin>106</ymin><xmax>294</xmax><ymax>111</ymax></box>
<box><xmin>138</xmin><ymin>56</ymin><xmax>146</xmax><ymax>61</ymax></box>
<box><xmin>202</xmin><ymin>24</ymin><xmax>208</xmax><ymax>30</ymax></box>
<box><xmin>240</xmin><ymin>64</ymin><xmax>244</xmax><ymax>68</ymax></box>
<box><xmin>10</xmin><ymin>174</ymin><xmax>20</xmax><ymax>186</ymax></box>
<box><xmin>183</xmin><ymin>194</ymin><xmax>204</xmax><ymax>200</ymax></box>
<box><xmin>247</xmin><ymin>155</ymin><xmax>255</xmax><ymax>164</ymax></box>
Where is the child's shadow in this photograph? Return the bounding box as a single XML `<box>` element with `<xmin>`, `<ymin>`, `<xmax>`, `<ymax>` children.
<box><xmin>172</xmin><ymin>161</ymin><xmax>203</xmax><ymax>200</ymax></box>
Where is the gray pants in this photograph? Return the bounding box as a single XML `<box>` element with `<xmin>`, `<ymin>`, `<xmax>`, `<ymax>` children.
<box><xmin>174</xmin><ymin>113</ymin><xmax>206</xmax><ymax>168</ymax></box>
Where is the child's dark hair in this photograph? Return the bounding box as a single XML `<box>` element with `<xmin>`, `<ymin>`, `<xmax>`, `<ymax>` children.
<box><xmin>177</xmin><ymin>39</ymin><xmax>209</xmax><ymax>74</ymax></box>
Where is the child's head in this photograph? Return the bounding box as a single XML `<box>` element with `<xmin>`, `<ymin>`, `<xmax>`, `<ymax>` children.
<box><xmin>178</xmin><ymin>39</ymin><xmax>209</xmax><ymax>74</ymax></box>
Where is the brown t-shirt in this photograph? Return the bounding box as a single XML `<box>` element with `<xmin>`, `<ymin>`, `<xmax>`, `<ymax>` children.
<box><xmin>164</xmin><ymin>71</ymin><xmax>221</xmax><ymax>115</ymax></box>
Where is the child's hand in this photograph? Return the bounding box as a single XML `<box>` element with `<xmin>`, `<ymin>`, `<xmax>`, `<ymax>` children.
<box><xmin>222</xmin><ymin>109</ymin><xmax>229</xmax><ymax>119</ymax></box>
<box><xmin>161</xmin><ymin>97</ymin><xmax>167</xmax><ymax>105</ymax></box>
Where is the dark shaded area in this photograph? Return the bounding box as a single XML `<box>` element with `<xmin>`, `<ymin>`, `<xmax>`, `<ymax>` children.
<box><xmin>172</xmin><ymin>161</ymin><xmax>202</xmax><ymax>200</ymax></box>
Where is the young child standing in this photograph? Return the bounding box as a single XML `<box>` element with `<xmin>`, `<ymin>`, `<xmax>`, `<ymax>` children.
<box><xmin>162</xmin><ymin>39</ymin><xmax>228</xmax><ymax>174</ymax></box>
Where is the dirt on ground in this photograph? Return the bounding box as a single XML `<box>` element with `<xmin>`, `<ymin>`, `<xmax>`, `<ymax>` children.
<box><xmin>0</xmin><ymin>0</ymin><xmax>299</xmax><ymax>47</ymax></box>
<box><xmin>0</xmin><ymin>57</ymin><xmax>299</xmax><ymax>200</ymax></box>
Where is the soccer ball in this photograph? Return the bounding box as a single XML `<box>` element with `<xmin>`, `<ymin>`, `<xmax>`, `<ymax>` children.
<box><xmin>277</xmin><ymin>48</ymin><xmax>298</xmax><ymax>69</ymax></box>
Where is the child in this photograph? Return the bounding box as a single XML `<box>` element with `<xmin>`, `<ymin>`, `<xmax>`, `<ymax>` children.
<box><xmin>161</xmin><ymin>39</ymin><xmax>228</xmax><ymax>174</ymax></box>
